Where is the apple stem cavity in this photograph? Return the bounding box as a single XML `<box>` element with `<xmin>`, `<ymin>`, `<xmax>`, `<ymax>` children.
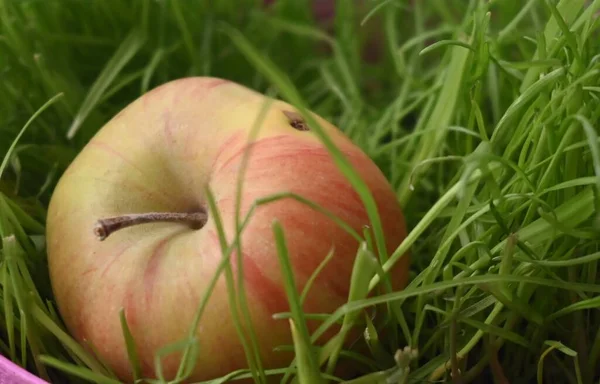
<box><xmin>93</xmin><ymin>211</ymin><xmax>208</xmax><ymax>241</ymax></box>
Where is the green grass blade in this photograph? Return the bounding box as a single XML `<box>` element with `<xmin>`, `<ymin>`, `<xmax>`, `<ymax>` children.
<box><xmin>521</xmin><ymin>0</ymin><xmax>585</xmax><ymax>91</ymax></box>
<box><xmin>0</xmin><ymin>93</ymin><xmax>64</xmax><ymax>181</ymax></box>
<box><xmin>38</xmin><ymin>355</ymin><xmax>122</xmax><ymax>384</ymax></box>
<box><xmin>119</xmin><ymin>309</ymin><xmax>141</xmax><ymax>382</ymax></box>
<box><xmin>273</xmin><ymin>220</ymin><xmax>323</xmax><ymax>383</ymax></box>
<box><xmin>66</xmin><ymin>30</ymin><xmax>145</xmax><ymax>139</ymax></box>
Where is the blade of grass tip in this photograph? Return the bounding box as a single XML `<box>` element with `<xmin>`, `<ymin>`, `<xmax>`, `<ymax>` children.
<box><xmin>324</xmin><ymin>243</ymin><xmax>379</xmax><ymax>375</ymax></box>
<box><xmin>408</xmin><ymin>156</ymin><xmax>465</xmax><ymax>187</ymax></box>
<box><xmin>488</xmin><ymin>199</ymin><xmax>539</xmax><ymax>260</ymax></box>
<box><xmin>542</xmin><ymin>176</ymin><xmax>599</xmax><ymax>193</ymax></box>
<box><xmin>0</xmin><ymin>195</ymin><xmax>37</xmax><ymax>258</ymax></box>
<box><xmin>497</xmin><ymin>58</ymin><xmax>562</xmax><ymax>70</ymax></box>
<box><xmin>300</xmin><ymin>248</ymin><xmax>335</xmax><ymax>304</ymax></box>
<box><xmin>289</xmin><ymin>319</ymin><xmax>324</xmax><ymax>384</ymax></box>
<box><xmin>518</xmin><ymin>250</ymin><xmax>600</xmax><ymax>268</ymax></box>
<box><xmin>218</xmin><ymin>24</ymin><xmax>393</xmax><ymax>294</ymax></box>
<box><xmin>452</xmin><ymin>256</ymin><xmax>492</xmax><ymax>281</ymax></box>
<box><xmin>547</xmin><ymin>296</ymin><xmax>600</xmax><ymax>324</ymax></box>
<box><xmin>29</xmin><ymin>304</ymin><xmax>110</xmax><ymax>376</ymax></box>
<box><xmin>537</xmin><ymin>341</ymin><xmax>579</xmax><ymax>384</ymax></box>
<box><xmin>173</xmin><ymin>248</ymin><xmax>233</xmax><ymax>381</ymax></box>
<box><xmin>119</xmin><ymin>309</ymin><xmax>141</xmax><ymax>382</ymax></box>
<box><xmin>272</xmin><ymin>221</ymin><xmax>322</xmax><ymax>382</ymax></box>
<box><xmin>203</xmin><ymin>187</ymin><xmax>262</xmax><ymax>383</ymax></box>
<box><xmin>363</xmin><ymin>313</ymin><xmax>395</xmax><ymax>367</ymax></box>
<box><xmin>491</xmin><ymin>187</ymin><xmax>595</xmax><ymax>254</ymax></box>
<box><xmin>66</xmin><ymin>30</ymin><xmax>145</xmax><ymax>139</ymax></box>
<box><xmin>538</xmin><ymin>30</ymin><xmax>548</xmax><ymax>62</ymax></box>
<box><xmin>252</xmin><ymin>193</ymin><xmax>361</xmax><ymax>242</ymax></box>
<box><xmin>575</xmin><ymin>0</ymin><xmax>600</xmax><ymax>30</ymax></box>
<box><xmin>376</xmin><ymin>125</ymin><xmax>480</xmax><ymax>156</ymax></box>
<box><xmin>497</xmin><ymin>0</ymin><xmax>538</xmax><ymax>43</ymax></box>
<box><xmin>0</xmin><ymin>93</ymin><xmax>64</xmax><ymax>181</ymax></box>
<box><xmin>360</xmin><ymin>0</ymin><xmax>396</xmax><ymax>26</ymax></box>
<box><xmin>38</xmin><ymin>355</ymin><xmax>122</xmax><ymax>384</ymax></box>
<box><xmin>521</xmin><ymin>0</ymin><xmax>585</xmax><ymax>92</ymax></box>
<box><xmin>4</xmin><ymin>198</ymin><xmax>44</xmax><ymax>235</ymax></box>
<box><xmin>441</xmin><ymin>295</ymin><xmax>497</xmax><ymax>329</ymax></box>
<box><xmin>398</xmin><ymin>25</ymin><xmax>457</xmax><ymax>57</ymax></box>
<box><xmin>141</xmin><ymin>48</ymin><xmax>166</xmax><ymax>94</ymax></box>
<box><xmin>537</xmin><ymin>208</ymin><xmax>598</xmax><ymax>239</ymax></box>
<box><xmin>545</xmin><ymin>0</ymin><xmax>583</xmax><ymax>72</ymax></box>
<box><xmin>398</xmin><ymin>35</ymin><xmax>472</xmax><ymax>205</ymax></box>
<box><xmin>369</xmin><ymin>166</ymin><xmax>488</xmax><ymax>291</ymax></box>
<box><xmin>533</xmin><ymin>115</ymin><xmax>582</xmax><ymax>199</ymax></box>
<box><xmin>481</xmin><ymin>283</ymin><xmax>544</xmax><ymax>326</ymax></box>
<box><xmin>13</xmin><ymin>252</ymin><xmax>45</xmax><ymax>311</ymax></box>
<box><xmin>412</xmin><ymin>167</ymin><xmax>478</xmax><ymax>346</ymax></box>
<box><xmin>72</xmin><ymin>334</ymin><xmax>117</xmax><ymax>381</ymax></box>
<box><xmin>419</xmin><ymin>40</ymin><xmax>475</xmax><ymax>56</ymax></box>
<box><xmin>35</xmin><ymin>160</ymin><xmax>59</xmax><ymax>199</ymax></box>
<box><xmin>230</xmin><ymin>95</ymin><xmax>277</xmax><ymax>383</ymax></box>
<box><xmin>97</xmin><ymin>69</ymin><xmax>146</xmax><ymax>105</ymax></box>
<box><xmin>429</xmin><ymin>302</ymin><xmax>505</xmax><ymax>382</ymax></box>
<box><xmin>154</xmin><ymin>337</ymin><xmax>198</xmax><ymax>383</ymax></box>
<box><xmin>491</xmin><ymin>67</ymin><xmax>565</xmax><ymax>145</ymax></box>
<box><xmin>471</xmin><ymin>93</ymin><xmax>489</xmax><ymax>142</ymax></box>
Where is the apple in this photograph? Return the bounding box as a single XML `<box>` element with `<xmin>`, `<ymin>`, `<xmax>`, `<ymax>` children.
<box><xmin>45</xmin><ymin>77</ymin><xmax>409</xmax><ymax>382</ymax></box>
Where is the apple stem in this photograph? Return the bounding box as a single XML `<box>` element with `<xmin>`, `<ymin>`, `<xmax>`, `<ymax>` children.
<box><xmin>93</xmin><ymin>211</ymin><xmax>208</xmax><ymax>241</ymax></box>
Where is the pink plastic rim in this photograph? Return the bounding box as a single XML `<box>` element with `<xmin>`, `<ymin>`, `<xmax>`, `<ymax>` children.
<box><xmin>0</xmin><ymin>354</ymin><xmax>48</xmax><ymax>384</ymax></box>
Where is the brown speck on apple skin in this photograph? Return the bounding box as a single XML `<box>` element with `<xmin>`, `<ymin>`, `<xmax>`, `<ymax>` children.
<box><xmin>283</xmin><ymin>110</ymin><xmax>310</xmax><ymax>131</ymax></box>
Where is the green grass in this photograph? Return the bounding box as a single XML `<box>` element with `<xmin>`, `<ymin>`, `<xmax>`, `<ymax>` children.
<box><xmin>1</xmin><ymin>0</ymin><xmax>600</xmax><ymax>383</ymax></box>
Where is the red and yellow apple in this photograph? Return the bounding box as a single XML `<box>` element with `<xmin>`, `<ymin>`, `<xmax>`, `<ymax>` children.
<box><xmin>46</xmin><ymin>77</ymin><xmax>409</xmax><ymax>382</ymax></box>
